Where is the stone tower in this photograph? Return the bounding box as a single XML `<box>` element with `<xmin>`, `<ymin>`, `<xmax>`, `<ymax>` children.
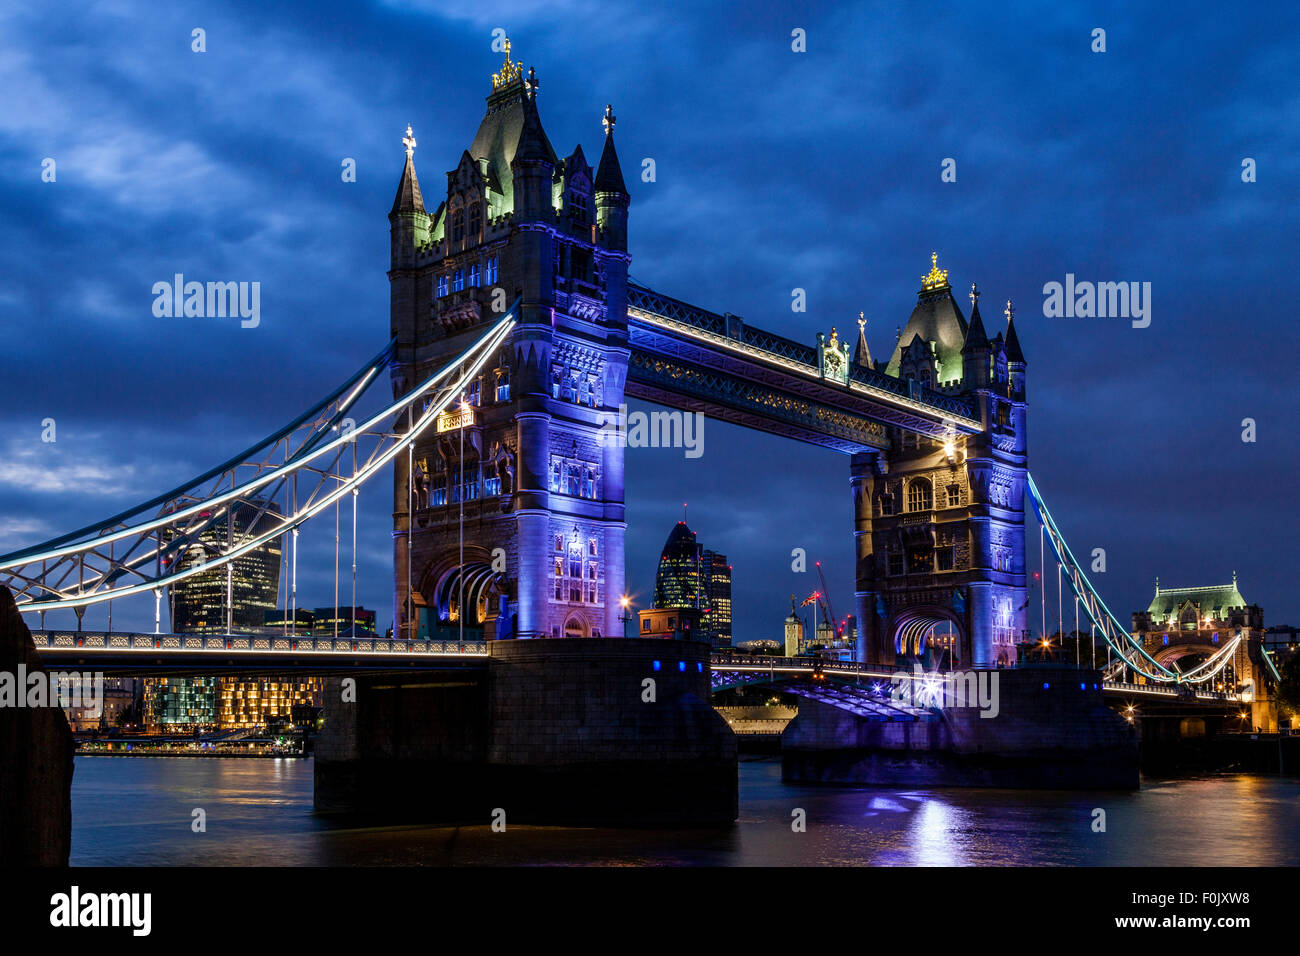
<box><xmin>851</xmin><ymin>258</ymin><xmax>1028</xmax><ymax>668</ymax></box>
<box><xmin>388</xmin><ymin>45</ymin><xmax>631</xmax><ymax>642</ymax></box>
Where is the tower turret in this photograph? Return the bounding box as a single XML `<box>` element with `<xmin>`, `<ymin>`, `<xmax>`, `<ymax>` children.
<box><xmin>594</xmin><ymin>104</ymin><xmax>630</xmax><ymax>252</ymax></box>
<box><xmin>961</xmin><ymin>281</ymin><xmax>991</xmax><ymax>390</ymax></box>
<box><xmin>388</xmin><ymin>124</ymin><xmax>430</xmax><ymax>349</ymax></box>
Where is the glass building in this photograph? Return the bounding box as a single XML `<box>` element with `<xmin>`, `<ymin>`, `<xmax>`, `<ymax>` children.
<box><xmin>651</xmin><ymin>520</ymin><xmax>731</xmax><ymax>647</ymax></box>
<box><xmin>167</xmin><ymin>499</ymin><xmax>283</xmax><ymax>634</ymax></box>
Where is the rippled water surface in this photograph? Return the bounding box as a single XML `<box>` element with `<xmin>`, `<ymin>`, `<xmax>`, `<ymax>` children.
<box><xmin>70</xmin><ymin>756</ymin><xmax>1300</xmax><ymax>866</ymax></box>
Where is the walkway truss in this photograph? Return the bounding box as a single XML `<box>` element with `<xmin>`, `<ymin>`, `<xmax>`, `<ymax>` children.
<box><xmin>1026</xmin><ymin>474</ymin><xmax>1242</xmax><ymax>686</ymax></box>
<box><xmin>0</xmin><ymin>309</ymin><xmax>518</xmax><ymax>626</ymax></box>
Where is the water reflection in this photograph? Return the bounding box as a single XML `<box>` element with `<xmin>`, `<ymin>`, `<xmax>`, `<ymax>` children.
<box><xmin>69</xmin><ymin>756</ymin><xmax>1300</xmax><ymax>867</ymax></box>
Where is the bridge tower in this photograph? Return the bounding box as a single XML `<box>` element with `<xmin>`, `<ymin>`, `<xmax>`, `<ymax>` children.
<box><xmin>852</xmin><ymin>261</ymin><xmax>1029</xmax><ymax>668</ymax></box>
<box><xmin>388</xmin><ymin>45</ymin><xmax>631</xmax><ymax>642</ymax></box>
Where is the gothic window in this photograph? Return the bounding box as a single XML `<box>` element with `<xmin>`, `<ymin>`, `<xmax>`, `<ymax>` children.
<box><xmin>436</xmin><ymin>275</ymin><xmax>448</xmax><ymax>297</ymax></box>
<box><xmin>467</xmin><ymin>379</ymin><xmax>480</xmax><ymax>406</ymax></box>
<box><xmin>578</xmin><ymin>378</ymin><xmax>591</xmax><ymax>407</ymax></box>
<box><xmin>548</xmin><ymin>460</ymin><xmax>561</xmax><ymax>493</ymax></box>
<box><xmin>997</xmin><ymin>403</ymin><xmax>1011</xmax><ymax>428</ymax></box>
<box><xmin>468</xmin><ymin>263</ymin><xmax>482</xmax><ymax>287</ymax></box>
<box><xmin>887</xmin><ymin>550</ymin><xmax>904</xmax><ymax>576</ymax></box>
<box><xmin>494</xmin><ymin>366</ymin><xmax>510</xmax><ymax>402</ymax></box>
<box><xmin>551</xmin><ymin>367</ymin><xmax>561</xmax><ymax>399</ymax></box>
<box><xmin>569</xmin><ymin>191</ymin><xmax>589</xmax><ymax>224</ymax></box>
<box><xmin>566</xmin><ymin>463</ymin><xmax>581</xmax><ymax>496</ymax></box>
<box><xmin>452</xmin><ymin>208</ymin><xmax>465</xmax><ymax>243</ymax></box>
<box><xmin>561</xmin><ymin>371</ymin><xmax>577</xmax><ymax>403</ymax></box>
<box><xmin>907</xmin><ymin>478</ymin><xmax>933</xmax><ymax>513</ymax></box>
<box><xmin>588</xmin><ymin>538</ymin><xmax>598</xmax><ymax>557</ymax></box>
<box><xmin>486</xmin><ymin>256</ymin><xmax>499</xmax><ymax>285</ymax></box>
<box><xmin>878</xmin><ymin>493</ymin><xmax>894</xmax><ymax>516</ymax></box>
<box><xmin>483</xmin><ymin>460</ymin><xmax>501</xmax><ymax>496</ymax></box>
<box><xmin>431</xmin><ymin>487</ymin><xmax>447</xmax><ymax>507</ymax></box>
<box><xmin>452</xmin><ymin>269</ymin><xmax>465</xmax><ymax>292</ymax></box>
<box><xmin>554</xmin><ymin>534</ymin><xmax>563</xmax><ymax>552</ymax></box>
<box><xmin>937</xmin><ymin>547</ymin><xmax>955</xmax><ymax>572</ymax></box>
<box><xmin>468</xmin><ymin>202</ymin><xmax>482</xmax><ymax>238</ymax></box>
<box><xmin>583</xmin><ymin>466</ymin><xmax>596</xmax><ymax>499</ymax></box>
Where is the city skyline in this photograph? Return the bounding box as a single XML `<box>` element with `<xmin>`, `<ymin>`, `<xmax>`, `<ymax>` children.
<box><xmin>2</xmin><ymin>1</ymin><xmax>1298</xmax><ymax>643</ymax></box>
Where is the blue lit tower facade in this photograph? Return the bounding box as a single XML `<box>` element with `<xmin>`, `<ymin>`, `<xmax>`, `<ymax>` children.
<box><xmin>851</xmin><ymin>257</ymin><xmax>1028</xmax><ymax>668</ymax></box>
<box><xmin>388</xmin><ymin>44</ymin><xmax>630</xmax><ymax>641</ymax></box>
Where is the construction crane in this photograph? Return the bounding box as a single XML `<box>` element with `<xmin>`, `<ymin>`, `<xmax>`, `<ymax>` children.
<box><xmin>814</xmin><ymin>561</ymin><xmax>837</xmax><ymax>637</ymax></box>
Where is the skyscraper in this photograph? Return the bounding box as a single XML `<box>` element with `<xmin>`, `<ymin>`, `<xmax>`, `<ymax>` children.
<box><xmin>167</xmin><ymin>499</ymin><xmax>282</xmax><ymax>634</ymax></box>
<box><xmin>651</xmin><ymin>520</ymin><xmax>731</xmax><ymax>647</ymax></box>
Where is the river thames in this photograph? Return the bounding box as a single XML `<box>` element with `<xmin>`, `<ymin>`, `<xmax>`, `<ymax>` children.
<box><xmin>69</xmin><ymin>756</ymin><xmax>1300</xmax><ymax>866</ymax></box>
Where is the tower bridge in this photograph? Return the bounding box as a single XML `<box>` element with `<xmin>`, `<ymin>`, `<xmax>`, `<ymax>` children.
<box><xmin>0</xmin><ymin>43</ymin><xmax>1281</xmax><ymax>818</ymax></box>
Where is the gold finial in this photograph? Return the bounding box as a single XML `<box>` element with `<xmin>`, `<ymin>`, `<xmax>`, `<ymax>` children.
<box><xmin>969</xmin><ymin>281</ymin><xmax>979</xmax><ymax>305</ymax></box>
<box><xmin>1004</xmin><ymin>299</ymin><xmax>1015</xmax><ymax>324</ymax></box>
<box><xmin>525</xmin><ymin>65</ymin><xmax>538</xmax><ymax>98</ymax></box>
<box><xmin>492</xmin><ymin>37</ymin><xmax>523</xmax><ymax>89</ymax></box>
<box><xmin>603</xmin><ymin>103</ymin><xmax>616</xmax><ymax>136</ymax></box>
<box><xmin>921</xmin><ymin>251</ymin><xmax>949</xmax><ymax>292</ymax></box>
<box><xmin>858</xmin><ymin>311</ymin><xmax>866</xmax><ymax>331</ymax></box>
<box><xmin>828</xmin><ymin>326</ymin><xmax>840</xmax><ymax>350</ymax></box>
<box><xmin>402</xmin><ymin>124</ymin><xmax>417</xmax><ymax>158</ymax></box>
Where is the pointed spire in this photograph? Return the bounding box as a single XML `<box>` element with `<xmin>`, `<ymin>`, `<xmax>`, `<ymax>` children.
<box><xmin>514</xmin><ymin>76</ymin><xmax>554</xmax><ymax>166</ymax></box>
<box><xmin>390</xmin><ymin>124</ymin><xmax>426</xmax><ymax>216</ymax></box>
<box><xmin>1004</xmin><ymin>298</ymin><xmax>1025</xmax><ymax>363</ymax></box>
<box><xmin>595</xmin><ymin>103</ymin><xmax>628</xmax><ymax>194</ymax></box>
<box><xmin>962</xmin><ymin>282</ymin><xmax>989</xmax><ymax>352</ymax></box>
<box><xmin>853</xmin><ymin>312</ymin><xmax>873</xmax><ymax>368</ymax></box>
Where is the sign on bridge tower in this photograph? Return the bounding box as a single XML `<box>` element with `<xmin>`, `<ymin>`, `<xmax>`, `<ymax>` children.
<box><xmin>852</xmin><ymin>259</ymin><xmax>1030</xmax><ymax>669</ymax></box>
<box><xmin>388</xmin><ymin>43</ymin><xmax>631</xmax><ymax>642</ymax></box>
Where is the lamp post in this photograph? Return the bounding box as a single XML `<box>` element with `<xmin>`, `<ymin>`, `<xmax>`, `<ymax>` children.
<box><xmin>619</xmin><ymin>595</ymin><xmax>632</xmax><ymax>638</ymax></box>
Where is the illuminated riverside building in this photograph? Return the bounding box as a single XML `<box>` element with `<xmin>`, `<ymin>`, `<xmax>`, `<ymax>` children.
<box><xmin>216</xmin><ymin>677</ymin><xmax>323</xmax><ymax>729</ymax></box>
<box><xmin>650</xmin><ymin>521</ymin><xmax>732</xmax><ymax>647</ymax></box>
<box><xmin>168</xmin><ymin>499</ymin><xmax>283</xmax><ymax>634</ymax></box>
<box><xmin>147</xmin><ymin>677</ymin><xmax>218</xmax><ymax>729</ymax></box>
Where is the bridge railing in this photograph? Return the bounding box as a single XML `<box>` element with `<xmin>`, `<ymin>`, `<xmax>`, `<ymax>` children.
<box><xmin>30</xmin><ymin>630</ymin><xmax>489</xmax><ymax>657</ymax></box>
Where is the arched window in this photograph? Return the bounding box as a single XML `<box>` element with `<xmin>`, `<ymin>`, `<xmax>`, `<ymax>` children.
<box><xmin>468</xmin><ymin>202</ymin><xmax>482</xmax><ymax>238</ymax></box>
<box><xmin>452</xmin><ymin>208</ymin><xmax>465</xmax><ymax>243</ymax></box>
<box><xmin>907</xmin><ymin>478</ymin><xmax>933</xmax><ymax>513</ymax></box>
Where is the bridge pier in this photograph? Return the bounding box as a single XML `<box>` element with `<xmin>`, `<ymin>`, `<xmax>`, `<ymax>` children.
<box><xmin>782</xmin><ymin>667</ymin><xmax>1139</xmax><ymax>789</ymax></box>
<box><xmin>314</xmin><ymin>638</ymin><xmax>736</xmax><ymax>825</ymax></box>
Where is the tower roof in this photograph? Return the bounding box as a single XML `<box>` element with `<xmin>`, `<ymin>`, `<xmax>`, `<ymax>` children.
<box><xmin>594</xmin><ymin>104</ymin><xmax>628</xmax><ymax>194</ymax></box>
<box><xmin>1146</xmin><ymin>579</ymin><xmax>1248</xmax><ymax>618</ymax></box>
<box><xmin>853</xmin><ymin>313</ymin><xmax>873</xmax><ymax>368</ymax></box>
<box><xmin>1005</xmin><ymin>312</ymin><xmax>1026</xmax><ymax>364</ymax></box>
<box><xmin>390</xmin><ymin>125</ymin><xmax>426</xmax><ymax>216</ymax></box>
<box><xmin>885</xmin><ymin>254</ymin><xmax>967</xmax><ymax>381</ymax></box>
<box><xmin>962</xmin><ymin>296</ymin><xmax>990</xmax><ymax>353</ymax></box>
<box><xmin>468</xmin><ymin>44</ymin><xmax>557</xmax><ymax>213</ymax></box>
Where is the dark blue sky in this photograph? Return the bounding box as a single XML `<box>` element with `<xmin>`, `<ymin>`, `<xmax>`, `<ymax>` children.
<box><xmin>2</xmin><ymin>0</ymin><xmax>1297</xmax><ymax>638</ymax></box>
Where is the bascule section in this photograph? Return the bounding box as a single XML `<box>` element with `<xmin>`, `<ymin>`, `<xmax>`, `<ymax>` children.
<box><xmin>851</xmin><ymin>259</ymin><xmax>1029</xmax><ymax>670</ymax></box>
<box><xmin>388</xmin><ymin>44</ymin><xmax>632</xmax><ymax>646</ymax></box>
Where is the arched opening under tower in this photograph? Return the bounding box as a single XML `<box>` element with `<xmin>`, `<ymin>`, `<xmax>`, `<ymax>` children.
<box><xmin>892</xmin><ymin>609</ymin><xmax>964</xmax><ymax>670</ymax></box>
<box><xmin>418</xmin><ymin>555</ymin><xmax>506</xmax><ymax>641</ymax></box>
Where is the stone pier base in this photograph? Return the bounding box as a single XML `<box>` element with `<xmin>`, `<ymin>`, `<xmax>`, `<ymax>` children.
<box><xmin>782</xmin><ymin>667</ymin><xmax>1139</xmax><ymax>790</ymax></box>
<box><xmin>315</xmin><ymin>638</ymin><xmax>736</xmax><ymax>825</ymax></box>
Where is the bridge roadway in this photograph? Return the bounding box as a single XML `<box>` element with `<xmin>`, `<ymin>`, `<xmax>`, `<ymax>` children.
<box><xmin>709</xmin><ymin>655</ymin><xmax>1245</xmax><ymax>708</ymax></box>
<box><xmin>29</xmin><ymin>629</ymin><xmax>488</xmax><ymax>675</ymax></box>
<box><xmin>31</xmin><ymin>633</ymin><xmax>1246</xmax><ymax>711</ymax></box>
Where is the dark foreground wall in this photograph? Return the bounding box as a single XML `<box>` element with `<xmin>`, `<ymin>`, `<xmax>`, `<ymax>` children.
<box><xmin>315</xmin><ymin>638</ymin><xmax>737</xmax><ymax>825</ymax></box>
<box><xmin>0</xmin><ymin>587</ymin><xmax>74</xmax><ymax>865</ymax></box>
<box><xmin>783</xmin><ymin>667</ymin><xmax>1139</xmax><ymax>790</ymax></box>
